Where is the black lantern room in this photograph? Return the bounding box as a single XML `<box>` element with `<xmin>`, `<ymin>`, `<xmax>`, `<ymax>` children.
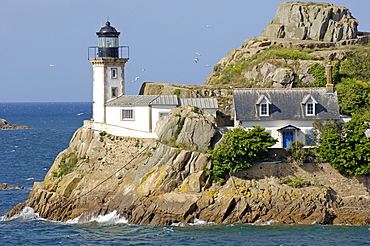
<box><xmin>96</xmin><ymin>21</ymin><xmax>120</xmax><ymax>58</ymax></box>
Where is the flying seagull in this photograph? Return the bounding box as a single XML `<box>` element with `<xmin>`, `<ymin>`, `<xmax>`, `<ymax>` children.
<box><xmin>131</xmin><ymin>77</ymin><xmax>139</xmax><ymax>83</ymax></box>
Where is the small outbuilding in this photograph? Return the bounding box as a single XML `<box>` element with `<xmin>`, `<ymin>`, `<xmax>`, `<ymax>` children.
<box><xmin>105</xmin><ymin>95</ymin><xmax>218</xmax><ymax>133</ymax></box>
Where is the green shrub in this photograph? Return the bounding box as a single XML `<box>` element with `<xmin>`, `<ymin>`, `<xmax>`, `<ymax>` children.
<box><xmin>336</xmin><ymin>78</ymin><xmax>370</xmax><ymax>118</ymax></box>
<box><xmin>287</xmin><ymin>141</ymin><xmax>316</xmax><ymax>163</ymax></box>
<box><xmin>280</xmin><ymin>176</ymin><xmax>311</xmax><ymax>188</ymax></box>
<box><xmin>173</xmin><ymin>89</ymin><xmax>181</xmax><ymax>97</ymax></box>
<box><xmin>213</xmin><ymin>45</ymin><xmax>315</xmax><ymax>85</ymax></box>
<box><xmin>210</xmin><ymin>126</ymin><xmax>277</xmax><ymax>182</ymax></box>
<box><xmin>54</xmin><ymin>153</ymin><xmax>79</xmax><ymax>177</ymax></box>
<box><xmin>308</xmin><ymin>63</ymin><xmax>326</xmax><ymax>87</ymax></box>
<box><xmin>314</xmin><ymin>116</ymin><xmax>370</xmax><ymax>175</ymax></box>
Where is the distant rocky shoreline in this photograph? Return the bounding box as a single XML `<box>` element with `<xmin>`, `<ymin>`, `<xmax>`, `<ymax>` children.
<box><xmin>0</xmin><ymin>119</ymin><xmax>30</xmax><ymax>130</ymax></box>
<box><xmin>0</xmin><ymin>183</ymin><xmax>24</xmax><ymax>190</ymax></box>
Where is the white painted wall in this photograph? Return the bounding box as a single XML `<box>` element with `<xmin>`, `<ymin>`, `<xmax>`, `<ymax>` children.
<box><xmin>90</xmin><ymin>58</ymin><xmax>128</xmax><ymax>124</ymax></box>
<box><xmin>106</xmin><ymin>105</ymin><xmax>152</xmax><ymax>132</ymax></box>
<box><xmin>240</xmin><ymin>120</ymin><xmax>315</xmax><ymax>148</ymax></box>
<box><xmin>105</xmin><ymin>66</ymin><xmax>124</xmax><ymax>99</ymax></box>
<box><xmin>92</xmin><ymin>65</ymin><xmax>105</xmax><ymax>123</ymax></box>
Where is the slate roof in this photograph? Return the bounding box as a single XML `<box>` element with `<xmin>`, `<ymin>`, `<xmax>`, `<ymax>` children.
<box><xmin>106</xmin><ymin>95</ymin><xmax>178</xmax><ymax>106</ymax></box>
<box><xmin>106</xmin><ymin>95</ymin><xmax>218</xmax><ymax>109</ymax></box>
<box><xmin>179</xmin><ymin>98</ymin><xmax>218</xmax><ymax>109</ymax></box>
<box><xmin>233</xmin><ymin>88</ymin><xmax>340</xmax><ymax>121</ymax></box>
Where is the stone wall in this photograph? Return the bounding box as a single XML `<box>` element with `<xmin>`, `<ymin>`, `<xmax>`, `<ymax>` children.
<box><xmin>83</xmin><ymin>120</ymin><xmax>157</xmax><ymax>139</ymax></box>
<box><xmin>236</xmin><ymin>162</ymin><xmax>369</xmax><ymax>198</ymax></box>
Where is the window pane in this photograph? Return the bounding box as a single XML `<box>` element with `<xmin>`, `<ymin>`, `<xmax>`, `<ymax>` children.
<box><xmin>111</xmin><ymin>87</ymin><xmax>117</xmax><ymax>97</ymax></box>
<box><xmin>122</xmin><ymin>109</ymin><xmax>133</xmax><ymax>120</ymax></box>
<box><xmin>260</xmin><ymin>103</ymin><xmax>268</xmax><ymax>115</ymax></box>
<box><xmin>111</xmin><ymin>68</ymin><xmax>117</xmax><ymax>78</ymax></box>
<box><xmin>307</xmin><ymin>103</ymin><xmax>314</xmax><ymax>115</ymax></box>
<box><xmin>306</xmin><ymin>131</ymin><xmax>314</xmax><ymax>145</ymax></box>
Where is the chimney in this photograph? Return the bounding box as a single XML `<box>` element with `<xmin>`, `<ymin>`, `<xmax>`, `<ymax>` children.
<box><xmin>326</xmin><ymin>64</ymin><xmax>334</xmax><ymax>93</ymax></box>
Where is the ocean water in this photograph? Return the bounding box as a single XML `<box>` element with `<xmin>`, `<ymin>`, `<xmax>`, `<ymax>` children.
<box><xmin>0</xmin><ymin>102</ymin><xmax>369</xmax><ymax>245</ymax></box>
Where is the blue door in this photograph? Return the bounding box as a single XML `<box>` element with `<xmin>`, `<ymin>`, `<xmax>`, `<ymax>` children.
<box><xmin>283</xmin><ymin>131</ymin><xmax>294</xmax><ymax>148</ymax></box>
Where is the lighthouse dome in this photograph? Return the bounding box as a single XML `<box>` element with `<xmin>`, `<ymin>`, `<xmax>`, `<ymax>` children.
<box><xmin>96</xmin><ymin>21</ymin><xmax>120</xmax><ymax>37</ymax></box>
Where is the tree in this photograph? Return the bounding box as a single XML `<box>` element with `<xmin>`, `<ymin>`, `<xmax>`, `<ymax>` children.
<box><xmin>210</xmin><ymin>126</ymin><xmax>277</xmax><ymax>181</ymax></box>
<box><xmin>336</xmin><ymin>78</ymin><xmax>370</xmax><ymax>119</ymax></box>
<box><xmin>314</xmin><ymin>116</ymin><xmax>370</xmax><ymax>175</ymax></box>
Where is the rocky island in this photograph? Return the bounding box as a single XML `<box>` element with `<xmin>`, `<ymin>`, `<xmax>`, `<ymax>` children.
<box><xmin>6</xmin><ymin>2</ymin><xmax>370</xmax><ymax>225</ymax></box>
<box><xmin>0</xmin><ymin>119</ymin><xmax>30</xmax><ymax>130</ymax></box>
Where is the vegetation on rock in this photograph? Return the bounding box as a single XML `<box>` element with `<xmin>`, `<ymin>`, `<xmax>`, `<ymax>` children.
<box><xmin>210</xmin><ymin>126</ymin><xmax>277</xmax><ymax>181</ymax></box>
<box><xmin>286</xmin><ymin>141</ymin><xmax>316</xmax><ymax>163</ymax></box>
<box><xmin>212</xmin><ymin>45</ymin><xmax>315</xmax><ymax>86</ymax></box>
<box><xmin>53</xmin><ymin>153</ymin><xmax>79</xmax><ymax>177</ymax></box>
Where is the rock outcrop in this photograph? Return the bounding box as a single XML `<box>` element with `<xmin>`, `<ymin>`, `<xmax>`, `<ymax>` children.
<box><xmin>6</xmin><ymin>106</ymin><xmax>370</xmax><ymax>225</ymax></box>
<box><xmin>261</xmin><ymin>2</ymin><xmax>358</xmax><ymax>42</ymax></box>
<box><xmin>0</xmin><ymin>183</ymin><xmax>24</xmax><ymax>190</ymax></box>
<box><xmin>155</xmin><ymin>106</ymin><xmax>221</xmax><ymax>150</ymax></box>
<box><xmin>204</xmin><ymin>2</ymin><xmax>368</xmax><ymax>87</ymax></box>
<box><xmin>0</xmin><ymin>119</ymin><xmax>30</xmax><ymax>130</ymax></box>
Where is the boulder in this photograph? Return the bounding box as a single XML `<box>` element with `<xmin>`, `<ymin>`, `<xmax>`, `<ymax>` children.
<box><xmin>155</xmin><ymin>105</ymin><xmax>221</xmax><ymax>150</ymax></box>
<box><xmin>261</xmin><ymin>2</ymin><xmax>358</xmax><ymax>42</ymax></box>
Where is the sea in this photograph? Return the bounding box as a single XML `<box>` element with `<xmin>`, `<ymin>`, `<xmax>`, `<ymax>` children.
<box><xmin>0</xmin><ymin>102</ymin><xmax>369</xmax><ymax>245</ymax></box>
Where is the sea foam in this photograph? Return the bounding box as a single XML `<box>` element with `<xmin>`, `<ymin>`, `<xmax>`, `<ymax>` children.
<box><xmin>0</xmin><ymin>206</ymin><xmax>41</xmax><ymax>221</ymax></box>
<box><xmin>66</xmin><ymin>210</ymin><xmax>128</xmax><ymax>225</ymax></box>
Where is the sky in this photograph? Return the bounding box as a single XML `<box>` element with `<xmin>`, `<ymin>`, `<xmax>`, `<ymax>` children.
<box><xmin>1</xmin><ymin>0</ymin><xmax>369</xmax><ymax>102</ymax></box>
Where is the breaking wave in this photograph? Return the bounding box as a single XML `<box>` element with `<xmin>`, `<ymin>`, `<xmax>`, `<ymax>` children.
<box><xmin>0</xmin><ymin>206</ymin><xmax>42</xmax><ymax>221</ymax></box>
<box><xmin>66</xmin><ymin>210</ymin><xmax>128</xmax><ymax>225</ymax></box>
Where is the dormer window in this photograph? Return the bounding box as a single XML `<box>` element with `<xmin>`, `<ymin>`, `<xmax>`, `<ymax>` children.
<box><xmin>302</xmin><ymin>94</ymin><xmax>317</xmax><ymax>116</ymax></box>
<box><xmin>260</xmin><ymin>103</ymin><xmax>268</xmax><ymax>116</ymax></box>
<box><xmin>256</xmin><ymin>95</ymin><xmax>271</xmax><ymax>116</ymax></box>
<box><xmin>306</xmin><ymin>102</ymin><xmax>314</xmax><ymax>115</ymax></box>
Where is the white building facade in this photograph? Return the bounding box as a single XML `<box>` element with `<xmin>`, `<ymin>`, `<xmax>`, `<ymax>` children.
<box><xmin>233</xmin><ymin>87</ymin><xmax>341</xmax><ymax>148</ymax></box>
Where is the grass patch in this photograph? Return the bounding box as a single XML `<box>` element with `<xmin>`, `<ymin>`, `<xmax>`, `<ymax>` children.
<box><xmin>280</xmin><ymin>176</ymin><xmax>311</xmax><ymax>188</ymax></box>
<box><xmin>53</xmin><ymin>153</ymin><xmax>79</xmax><ymax>177</ymax></box>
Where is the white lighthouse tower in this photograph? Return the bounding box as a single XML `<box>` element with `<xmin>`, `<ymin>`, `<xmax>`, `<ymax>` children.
<box><xmin>89</xmin><ymin>21</ymin><xmax>129</xmax><ymax>123</ymax></box>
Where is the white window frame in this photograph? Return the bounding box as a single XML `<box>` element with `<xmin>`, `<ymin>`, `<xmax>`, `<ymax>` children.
<box><xmin>257</xmin><ymin>95</ymin><xmax>271</xmax><ymax>117</ymax></box>
<box><xmin>306</xmin><ymin>102</ymin><xmax>315</xmax><ymax>116</ymax></box>
<box><xmin>121</xmin><ymin>109</ymin><xmax>134</xmax><ymax>120</ymax></box>
<box><xmin>260</xmin><ymin>103</ymin><xmax>269</xmax><ymax>116</ymax></box>
<box><xmin>302</xmin><ymin>95</ymin><xmax>317</xmax><ymax>116</ymax></box>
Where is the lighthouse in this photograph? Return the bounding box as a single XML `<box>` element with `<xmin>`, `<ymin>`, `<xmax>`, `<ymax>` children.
<box><xmin>89</xmin><ymin>21</ymin><xmax>129</xmax><ymax>123</ymax></box>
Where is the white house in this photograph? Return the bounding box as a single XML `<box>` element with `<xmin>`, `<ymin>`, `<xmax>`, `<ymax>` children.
<box><xmin>232</xmin><ymin>86</ymin><xmax>341</xmax><ymax>148</ymax></box>
<box><xmin>105</xmin><ymin>95</ymin><xmax>218</xmax><ymax>133</ymax></box>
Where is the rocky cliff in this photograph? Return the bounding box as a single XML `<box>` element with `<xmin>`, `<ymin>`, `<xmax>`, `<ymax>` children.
<box><xmin>7</xmin><ymin>106</ymin><xmax>370</xmax><ymax>225</ymax></box>
<box><xmin>261</xmin><ymin>2</ymin><xmax>358</xmax><ymax>42</ymax></box>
